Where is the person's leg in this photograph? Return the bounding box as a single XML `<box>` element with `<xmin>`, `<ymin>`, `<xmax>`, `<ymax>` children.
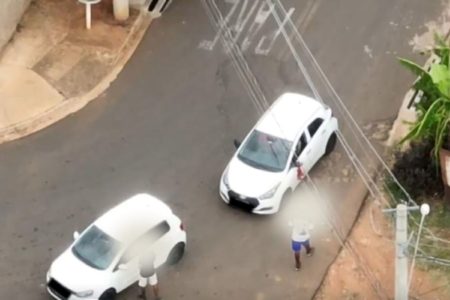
<box><xmin>138</xmin><ymin>277</ymin><xmax>148</xmax><ymax>300</ymax></box>
<box><xmin>292</xmin><ymin>240</ymin><xmax>302</xmax><ymax>270</ymax></box>
<box><xmin>150</xmin><ymin>274</ymin><xmax>161</xmax><ymax>300</ymax></box>
<box><xmin>304</xmin><ymin>240</ymin><xmax>315</xmax><ymax>256</ymax></box>
<box><xmin>294</xmin><ymin>251</ymin><xmax>301</xmax><ymax>270</ymax></box>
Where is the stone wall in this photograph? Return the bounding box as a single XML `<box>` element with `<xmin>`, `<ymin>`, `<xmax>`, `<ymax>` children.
<box><xmin>0</xmin><ymin>0</ymin><xmax>31</xmax><ymax>52</ymax></box>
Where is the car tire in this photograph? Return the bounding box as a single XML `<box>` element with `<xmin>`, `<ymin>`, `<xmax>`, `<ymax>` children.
<box><xmin>99</xmin><ymin>288</ymin><xmax>116</xmax><ymax>300</ymax></box>
<box><xmin>324</xmin><ymin>132</ymin><xmax>337</xmax><ymax>156</ymax></box>
<box><xmin>167</xmin><ymin>242</ymin><xmax>185</xmax><ymax>265</ymax></box>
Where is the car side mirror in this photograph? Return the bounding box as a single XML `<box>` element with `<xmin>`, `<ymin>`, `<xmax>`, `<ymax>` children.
<box><xmin>233</xmin><ymin>139</ymin><xmax>241</xmax><ymax>149</ymax></box>
<box><xmin>73</xmin><ymin>231</ymin><xmax>80</xmax><ymax>240</ymax></box>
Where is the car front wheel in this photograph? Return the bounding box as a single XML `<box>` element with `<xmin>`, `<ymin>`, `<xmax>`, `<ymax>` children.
<box><xmin>324</xmin><ymin>132</ymin><xmax>337</xmax><ymax>156</ymax></box>
<box><xmin>99</xmin><ymin>288</ymin><xmax>116</xmax><ymax>300</ymax></box>
<box><xmin>167</xmin><ymin>242</ymin><xmax>185</xmax><ymax>265</ymax></box>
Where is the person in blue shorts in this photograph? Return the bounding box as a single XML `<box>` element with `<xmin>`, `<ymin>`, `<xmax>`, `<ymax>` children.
<box><xmin>290</xmin><ymin>221</ymin><xmax>315</xmax><ymax>270</ymax></box>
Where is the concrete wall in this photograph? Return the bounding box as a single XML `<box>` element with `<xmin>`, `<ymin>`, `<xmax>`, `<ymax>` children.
<box><xmin>0</xmin><ymin>0</ymin><xmax>31</xmax><ymax>52</ymax></box>
<box><xmin>130</xmin><ymin>0</ymin><xmax>146</xmax><ymax>9</ymax></box>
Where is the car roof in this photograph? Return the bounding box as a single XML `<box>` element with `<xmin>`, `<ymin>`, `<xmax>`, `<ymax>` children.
<box><xmin>94</xmin><ymin>194</ymin><xmax>173</xmax><ymax>244</ymax></box>
<box><xmin>256</xmin><ymin>93</ymin><xmax>323</xmax><ymax>141</ymax></box>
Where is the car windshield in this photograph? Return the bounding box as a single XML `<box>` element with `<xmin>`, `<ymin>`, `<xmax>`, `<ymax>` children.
<box><xmin>237</xmin><ymin>130</ymin><xmax>292</xmax><ymax>172</ymax></box>
<box><xmin>72</xmin><ymin>225</ymin><xmax>122</xmax><ymax>270</ymax></box>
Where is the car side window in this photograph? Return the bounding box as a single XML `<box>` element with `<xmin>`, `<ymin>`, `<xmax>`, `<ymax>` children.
<box><xmin>308</xmin><ymin>118</ymin><xmax>324</xmax><ymax>137</ymax></box>
<box><xmin>147</xmin><ymin>221</ymin><xmax>170</xmax><ymax>241</ymax></box>
<box><xmin>294</xmin><ymin>133</ymin><xmax>308</xmax><ymax>158</ymax></box>
<box><xmin>118</xmin><ymin>221</ymin><xmax>170</xmax><ymax>265</ymax></box>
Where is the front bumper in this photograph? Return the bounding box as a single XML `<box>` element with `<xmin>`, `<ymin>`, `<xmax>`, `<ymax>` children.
<box><xmin>47</xmin><ymin>287</ymin><xmax>96</xmax><ymax>300</ymax></box>
<box><xmin>219</xmin><ymin>180</ymin><xmax>279</xmax><ymax>214</ymax></box>
<box><xmin>47</xmin><ymin>276</ymin><xmax>97</xmax><ymax>300</ymax></box>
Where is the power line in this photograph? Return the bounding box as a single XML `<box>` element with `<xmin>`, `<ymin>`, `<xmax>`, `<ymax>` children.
<box><xmin>266</xmin><ymin>0</ymin><xmax>450</xmax><ymax>249</ymax></box>
<box><xmin>202</xmin><ymin>3</ymin><xmax>450</xmax><ymax>300</ymax></box>
<box><xmin>201</xmin><ymin>1</ymin><xmax>387</xmax><ymax>297</ymax></box>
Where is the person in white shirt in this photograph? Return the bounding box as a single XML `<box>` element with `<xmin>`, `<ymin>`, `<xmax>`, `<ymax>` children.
<box><xmin>289</xmin><ymin>220</ymin><xmax>315</xmax><ymax>270</ymax></box>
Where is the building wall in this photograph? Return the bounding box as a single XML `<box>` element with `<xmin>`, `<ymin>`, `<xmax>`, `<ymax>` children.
<box><xmin>0</xmin><ymin>0</ymin><xmax>31</xmax><ymax>52</ymax></box>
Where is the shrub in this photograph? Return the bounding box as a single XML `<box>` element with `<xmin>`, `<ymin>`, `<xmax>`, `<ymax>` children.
<box><xmin>391</xmin><ymin>139</ymin><xmax>444</xmax><ymax>200</ymax></box>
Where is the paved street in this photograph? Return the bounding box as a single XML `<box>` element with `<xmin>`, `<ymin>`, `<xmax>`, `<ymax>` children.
<box><xmin>0</xmin><ymin>0</ymin><xmax>445</xmax><ymax>299</ymax></box>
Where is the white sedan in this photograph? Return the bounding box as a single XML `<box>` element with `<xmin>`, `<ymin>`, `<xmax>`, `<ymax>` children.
<box><xmin>220</xmin><ymin>93</ymin><xmax>338</xmax><ymax>214</ymax></box>
<box><xmin>46</xmin><ymin>194</ymin><xmax>186</xmax><ymax>300</ymax></box>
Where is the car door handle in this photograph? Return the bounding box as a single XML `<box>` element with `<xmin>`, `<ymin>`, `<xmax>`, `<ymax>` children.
<box><xmin>306</xmin><ymin>149</ymin><xmax>311</xmax><ymax>154</ymax></box>
<box><xmin>321</xmin><ymin>129</ymin><xmax>326</xmax><ymax>135</ymax></box>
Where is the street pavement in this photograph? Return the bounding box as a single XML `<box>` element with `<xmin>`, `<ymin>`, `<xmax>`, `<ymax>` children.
<box><xmin>0</xmin><ymin>0</ymin><xmax>445</xmax><ymax>299</ymax></box>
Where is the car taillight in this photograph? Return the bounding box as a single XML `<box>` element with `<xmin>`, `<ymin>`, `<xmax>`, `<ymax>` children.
<box><xmin>180</xmin><ymin>222</ymin><xmax>185</xmax><ymax>231</ymax></box>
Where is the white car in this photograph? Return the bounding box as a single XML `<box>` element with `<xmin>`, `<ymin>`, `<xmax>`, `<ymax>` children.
<box><xmin>219</xmin><ymin>93</ymin><xmax>338</xmax><ymax>214</ymax></box>
<box><xmin>46</xmin><ymin>194</ymin><xmax>186</xmax><ymax>300</ymax></box>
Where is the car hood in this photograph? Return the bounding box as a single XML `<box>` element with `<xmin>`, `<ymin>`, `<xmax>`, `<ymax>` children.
<box><xmin>49</xmin><ymin>248</ymin><xmax>108</xmax><ymax>293</ymax></box>
<box><xmin>227</xmin><ymin>157</ymin><xmax>284</xmax><ymax>198</ymax></box>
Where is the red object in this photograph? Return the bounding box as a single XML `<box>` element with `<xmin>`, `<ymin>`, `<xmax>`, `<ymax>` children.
<box><xmin>180</xmin><ymin>222</ymin><xmax>185</xmax><ymax>231</ymax></box>
<box><xmin>297</xmin><ymin>164</ymin><xmax>305</xmax><ymax>180</ymax></box>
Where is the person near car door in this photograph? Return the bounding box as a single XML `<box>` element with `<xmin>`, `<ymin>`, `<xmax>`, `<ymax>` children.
<box><xmin>138</xmin><ymin>252</ymin><xmax>161</xmax><ymax>300</ymax></box>
<box><xmin>296</xmin><ymin>161</ymin><xmax>305</xmax><ymax>181</ymax></box>
<box><xmin>289</xmin><ymin>220</ymin><xmax>314</xmax><ymax>270</ymax></box>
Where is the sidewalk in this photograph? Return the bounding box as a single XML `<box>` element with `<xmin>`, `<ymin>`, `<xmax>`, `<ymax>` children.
<box><xmin>0</xmin><ymin>0</ymin><xmax>152</xmax><ymax>143</ymax></box>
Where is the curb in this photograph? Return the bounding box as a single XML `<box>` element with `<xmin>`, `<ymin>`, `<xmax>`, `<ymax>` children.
<box><xmin>0</xmin><ymin>11</ymin><xmax>153</xmax><ymax>144</ymax></box>
<box><xmin>311</xmin><ymin>176</ymin><xmax>371</xmax><ymax>299</ymax></box>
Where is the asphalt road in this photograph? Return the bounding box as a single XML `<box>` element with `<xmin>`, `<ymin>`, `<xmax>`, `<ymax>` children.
<box><xmin>0</xmin><ymin>0</ymin><xmax>445</xmax><ymax>299</ymax></box>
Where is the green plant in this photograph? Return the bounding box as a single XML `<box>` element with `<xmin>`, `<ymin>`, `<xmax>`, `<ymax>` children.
<box><xmin>399</xmin><ymin>35</ymin><xmax>450</xmax><ymax>160</ymax></box>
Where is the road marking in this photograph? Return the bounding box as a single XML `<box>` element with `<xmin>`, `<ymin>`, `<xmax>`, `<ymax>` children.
<box><xmin>199</xmin><ymin>0</ymin><xmax>296</xmax><ymax>56</ymax></box>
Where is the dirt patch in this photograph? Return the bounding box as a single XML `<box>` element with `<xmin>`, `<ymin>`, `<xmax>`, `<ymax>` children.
<box><xmin>315</xmin><ymin>199</ymin><xmax>450</xmax><ymax>300</ymax></box>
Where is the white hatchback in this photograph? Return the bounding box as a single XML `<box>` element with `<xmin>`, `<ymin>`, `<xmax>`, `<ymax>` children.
<box><xmin>219</xmin><ymin>93</ymin><xmax>338</xmax><ymax>214</ymax></box>
<box><xmin>46</xmin><ymin>194</ymin><xmax>186</xmax><ymax>300</ymax></box>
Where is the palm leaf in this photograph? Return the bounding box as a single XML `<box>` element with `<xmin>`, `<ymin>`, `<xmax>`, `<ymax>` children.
<box><xmin>398</xmin><ymin>58</ymin><xmax>431</xmax><ymax>78</ymax></box>
<box><xmin>400</xmin><ymin>98</ymin><xmax>445</xmax><ymax>143</ymax></box>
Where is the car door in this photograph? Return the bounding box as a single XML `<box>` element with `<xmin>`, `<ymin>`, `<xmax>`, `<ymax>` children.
<box><xmin>148</xmin><ymin>221</ymin><xmax>172</xmax><ymax>268</ymax></box>
<box><xmin>297</xmin><ymin>130</ymin><xmax>317</xmax><ymax>173</ymax></box>
<box><xmin>305</xmin><ymin>117</ymin><xmax>325</xmax><ymax>167</ymax></box>
<box><xmin>110</xmin><ymin>243</ymin><xmax>141</xmax><ymax>292</ymax></box>
<box><xmin>109</xmin><ymin>222</ymin><xmax>167</xmax><ymax>293</ymax></box>
<box><xmin>286</xmin><ymin>132</ymin><xmax>308</xmax><ymax>189</ymax></box>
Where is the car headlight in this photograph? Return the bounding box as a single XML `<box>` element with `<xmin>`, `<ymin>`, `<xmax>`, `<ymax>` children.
<box><xmin>259</xmin><ymin>183</ymin><xmax>280</xmax><ymax>200</ymax></box>
<box><xmin>222</xmin><ymin>168</ymin><xmax>230</xmax><ymax>189</ymax></box>
<box><xmin>74</xmin><ymin>290</ymin><xmax>94</xmax><ymax>297</ymax></box>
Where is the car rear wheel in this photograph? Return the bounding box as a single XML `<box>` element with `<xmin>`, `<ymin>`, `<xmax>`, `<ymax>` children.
<box><xmin>99</xmin><ymin>288</ymin><xmax>116</xmax><ymax>300</ymax></box>
<box><xmin>167</xmin><ymin>242</ymin><xmax>185</xmax><ymax>265</ymax></box>
<box><xmin>324</xmin><ymin>132</ymin><xmax>337</xmax><ymax>156</ymax></box>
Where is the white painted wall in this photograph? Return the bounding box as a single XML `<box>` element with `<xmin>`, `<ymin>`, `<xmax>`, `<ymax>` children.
<box><xmin>0</xmin><ymin>0</ymin><xmax>31</xmax><ymax>52</ymax></box>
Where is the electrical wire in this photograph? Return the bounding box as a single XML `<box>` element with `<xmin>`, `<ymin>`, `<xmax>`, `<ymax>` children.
<box><xmin>201</xmin><ymin>0</ymin><xmax>388</xmax><ymax>297</ymax></box>
<box><xmin>266</xmin><ymin>0</ymin><xmax>450</xmax><ymax>249</ymax></box>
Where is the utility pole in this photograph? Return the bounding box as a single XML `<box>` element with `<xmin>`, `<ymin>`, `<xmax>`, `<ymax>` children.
<box><xmin>395</xmin><ymin>204</ymin><xmax>408</xmax><ymax>300</ymax></box>
<box><xmin>383</xmin><ymin>203</ymin><xmax>429</xmax><ymax>300</ymax></box>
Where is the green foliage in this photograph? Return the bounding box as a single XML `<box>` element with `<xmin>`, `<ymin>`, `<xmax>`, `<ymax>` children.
<box><xmin>399</xmin><ymin>35</ymin><xmax>450</xmax><ymax>161</ymax></box>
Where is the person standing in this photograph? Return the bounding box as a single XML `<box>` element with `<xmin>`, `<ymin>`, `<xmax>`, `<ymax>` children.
<box><xmin>290</xmin><ymin>220</ymin><xmax>315</xmax><ymax>270</ymax></box>
<box><xmin>138</xmin><ymin>251</ymin><xmax>161</xmax><ymax>300</ymax></box>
